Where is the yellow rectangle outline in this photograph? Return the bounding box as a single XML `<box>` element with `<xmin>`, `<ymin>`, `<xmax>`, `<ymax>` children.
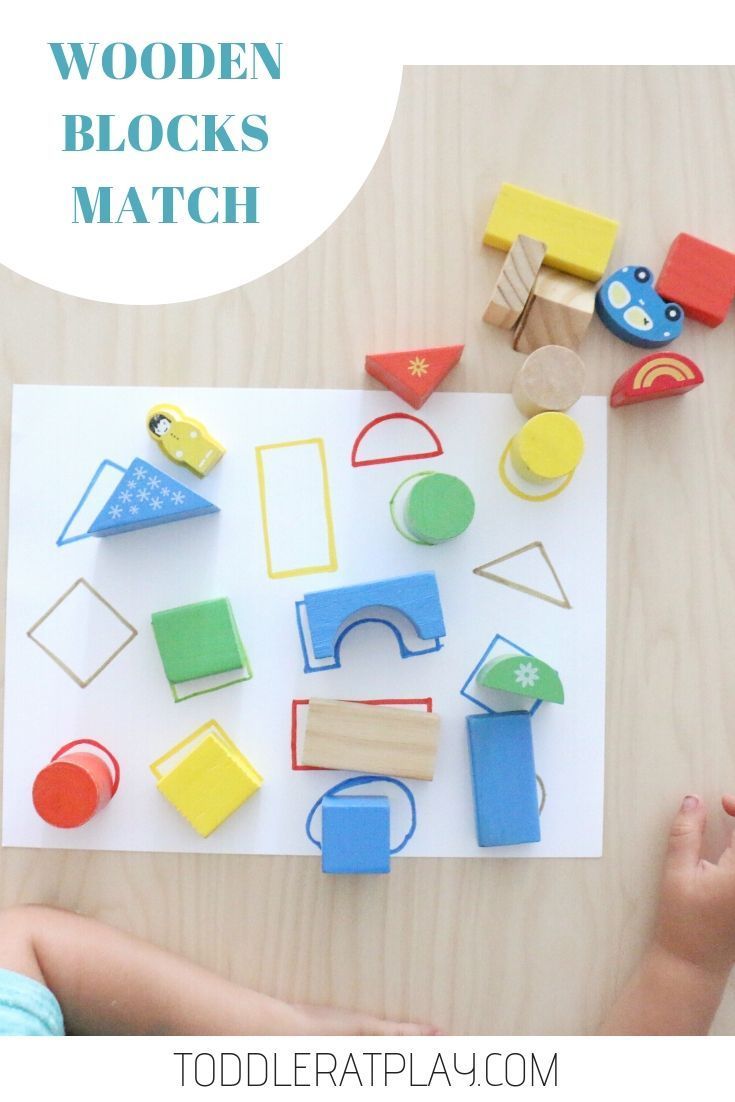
<box><xmin>255</xmin><ymin>437</ymin><xmax>338</xmax><ymax>580</ymax></box>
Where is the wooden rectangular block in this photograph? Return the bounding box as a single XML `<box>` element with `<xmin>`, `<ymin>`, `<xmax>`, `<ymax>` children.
<box><xmin>513</xmin><ymin>268</ymin><xmax>595</xmax><ymax>354</ymax></box>
<box><xmin>303</xmin><ymin>698</ymin><xmax>440</xmax><ymax>780</ymax></box>
<box><xmin>483</xmin><ymin>184</ymin><xmax>618</xmax><ymax>282</ymax></box>
<box><xmin>483</xmin><ymin>235</ymin><xmax>546</xmax><ymax>329</ymax></box>
<box><xmin>655</xmin><ymin>233</ymin><xmax>735</xmax><ymax>327</ymax></box>
<box><xmin>467</xmin><ymin>712</ymin><xmax>540</xmax><ymax>847</ymax></box>
<box><xmin>321</xmin><ymin>795</ymin><xmax>391</xmax><ymax>874</ymax></box>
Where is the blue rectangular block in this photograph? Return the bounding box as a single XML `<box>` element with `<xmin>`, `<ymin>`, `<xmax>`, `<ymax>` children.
<box><xmin>304</xmin><ymin>573</ymin><xmax>445</xmax><ymax>659</ymax></box>
<box><xmin>321</xmin><ymin>795</ymin><xmax>391</xmax><ymax>874</ymax></box>
<box><xmin>467</xmin><ymin>712</ymin><xmax>540</xmax><ymax>847</ymax></box>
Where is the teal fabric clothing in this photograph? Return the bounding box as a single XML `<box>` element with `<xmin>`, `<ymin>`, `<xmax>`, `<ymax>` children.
<box><xmin>0</xmin><ymin>968</ymin><xmax>64</xmax><ymax>1036</ymax></box>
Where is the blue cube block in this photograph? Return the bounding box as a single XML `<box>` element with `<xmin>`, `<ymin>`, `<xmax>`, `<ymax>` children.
<box><xmin>467</xmin><ymin>712</ymin><xmax>541</xmax><ymax>847</ymax></box>
<box><xmin>321</xmin><ymin>794</ymin><xmax>391</xmax><ymax>874</ymax></box>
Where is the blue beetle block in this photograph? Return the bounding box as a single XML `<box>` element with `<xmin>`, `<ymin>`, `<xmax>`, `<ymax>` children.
<box><xmin>467</xmin><ymin>712</ymin><xmax>540</xmax><ymax>847</ymax></box>
<box><xmin>321</xmin><ymin>795</ymin><xmax>391</xmax><ymax>874</ymax></box>
<box><xmin>595</xmin><ymin>265</ymin><xmax>684</xmax><ymax>349</ymax></box>
<box><xmin>89</xmin><ymin>457</ymin><xmax>219</xmax><ymax>537</ymax></box>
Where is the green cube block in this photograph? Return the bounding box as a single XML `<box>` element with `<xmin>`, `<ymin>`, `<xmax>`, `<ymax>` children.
<box><xmin>151</xmin><ymin>598</ymin><xmax>251</xmax><ymax>701</ymax></box>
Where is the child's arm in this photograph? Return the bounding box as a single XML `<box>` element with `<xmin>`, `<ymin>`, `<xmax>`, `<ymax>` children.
<box><xmin>0</xmin><ymin>904</ymin><xmax>436</xmax><ymax>1036</ymax></box>
<box><xmin>598</xmin><ymin>794</ymin><xmax>735</xmax><ymax>1034</ymax></box>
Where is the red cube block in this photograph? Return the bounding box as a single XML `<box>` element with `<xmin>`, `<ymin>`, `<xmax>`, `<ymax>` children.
<box><xmin>656</xmin><ymin>233</ymin><xmax>735</xmax><ymax>327</ymax></box>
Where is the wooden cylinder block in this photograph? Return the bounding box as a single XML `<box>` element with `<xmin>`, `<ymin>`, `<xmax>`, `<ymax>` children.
<box><xmin>33</xmin><ymin>749</ymin><xmax>116</xmax><ymax>828</ymax></box>
<box><xmin>512</xmin><ymin>345</ymin><xmax>585</xmax><ymax>417</ymax></box>
<box><xmin>509</xmin><ymin>412</ymin><xmax>584</xmax><ymax>484</ymax></box>
<box><xmin>404</xmin><ymin>473</ymin><xmax>475</xmax><ymax>544</ymax></box>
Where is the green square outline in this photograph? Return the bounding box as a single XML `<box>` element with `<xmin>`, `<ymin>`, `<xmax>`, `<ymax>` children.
<box><xmin>170</xmin><ymin>654</ymin><xmax>253</xmax><ymax>703</ymax></box>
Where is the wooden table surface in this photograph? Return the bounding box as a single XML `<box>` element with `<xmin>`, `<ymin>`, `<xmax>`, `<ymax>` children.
<box><xmin>2</xmin><ymin>66</ymin><xmax>735</xmax><ymax>1035</ymax></box>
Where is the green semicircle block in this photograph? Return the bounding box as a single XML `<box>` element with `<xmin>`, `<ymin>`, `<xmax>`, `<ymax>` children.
<box><xmin>477</xmin><ymin>654</ymin><xmax>564</xmax><ymax>704</ymax></box>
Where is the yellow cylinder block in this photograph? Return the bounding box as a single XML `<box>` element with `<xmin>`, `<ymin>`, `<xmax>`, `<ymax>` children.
<box><xmin>509</xmin><ymin>412</ymin><xmax>584</xmax><ymax>484</ymax></box>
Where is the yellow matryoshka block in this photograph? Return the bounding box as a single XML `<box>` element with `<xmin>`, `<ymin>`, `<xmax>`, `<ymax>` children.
<box><xmin>151</xmin><ymin>721</ymin><xmax>263</xmax><ymax>837</ymax></box>
<box><xmin>147</xmin><ymin>403</ymin><xmax>225</xmax><ymax>477</ymax></box>
<box><xmin>483</xmin><ymin>184</ymin><xmax>618</xmax><ymax>283</ymax></box>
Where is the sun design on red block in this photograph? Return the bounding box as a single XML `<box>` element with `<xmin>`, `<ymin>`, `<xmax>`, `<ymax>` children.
<box><xmin>407</xmin><ymin>356</ymin><xmax>429</xmax><ymax>377</ymax></box>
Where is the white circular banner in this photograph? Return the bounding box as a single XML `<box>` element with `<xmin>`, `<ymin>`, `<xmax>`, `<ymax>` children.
<box><xmin>0</xmin><ymin>2</ymin><xmax>402</xmax><ymax>304</ymax></box>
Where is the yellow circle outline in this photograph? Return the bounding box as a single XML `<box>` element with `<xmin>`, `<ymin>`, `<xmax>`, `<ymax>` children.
<box><xmin>498</xmin><ymin>441</ymin><xmax>576</xmax><ymax>502</ymax></box>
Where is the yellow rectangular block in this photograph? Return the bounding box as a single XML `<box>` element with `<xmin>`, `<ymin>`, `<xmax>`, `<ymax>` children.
<box><xmin>483</xmin><ymin>184</ymin><xmax>618</xmax><ymax>282</ymax></box>
<box><xmin>151</xmin><ymin>721</ymin><xmax>263</xmax><ymax>837</ymax></box>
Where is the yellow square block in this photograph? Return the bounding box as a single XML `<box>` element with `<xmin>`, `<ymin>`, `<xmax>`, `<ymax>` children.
<box><xmin>483</xmin><ymin>184</ymin><xmax>618</xmax><ymax>282</ymax></box>
<box><xmin>153</xmin><ymin>722</ymin><xmax>263</xmax><ymax>837</ymax></box>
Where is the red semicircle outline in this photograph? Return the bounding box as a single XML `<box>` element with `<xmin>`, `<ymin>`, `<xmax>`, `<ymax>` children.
<box><xmin>351</xmin><ymin>412</ymin><xmax>444</xmax><ymax>468</ymax></box>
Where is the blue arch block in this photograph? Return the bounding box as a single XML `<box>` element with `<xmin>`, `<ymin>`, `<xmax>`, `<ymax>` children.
<box><xmin>303</xmin><ymin>573</ymin><xmax>446</xmax><ymax>660</ymax></box>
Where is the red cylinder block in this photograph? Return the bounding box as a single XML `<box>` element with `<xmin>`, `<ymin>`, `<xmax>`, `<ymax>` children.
<box><xmin>32</xmin><ymin>741</ymin><xmax>120</xmax><ymax>828</ymax></box>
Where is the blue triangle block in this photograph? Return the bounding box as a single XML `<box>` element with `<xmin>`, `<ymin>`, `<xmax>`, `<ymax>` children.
<box><xmin>88</xmin><ymin>458</ymin><xmax>219</xmax><ymax>537</ymax></box>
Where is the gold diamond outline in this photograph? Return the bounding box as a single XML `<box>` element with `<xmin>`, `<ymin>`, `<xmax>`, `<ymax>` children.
<box><xmin>27</xmin><ymin>577</ymin><xmax>138</xmax><ymax>688</ymax></box>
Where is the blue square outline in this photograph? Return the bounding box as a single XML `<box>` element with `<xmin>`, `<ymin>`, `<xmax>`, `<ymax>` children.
<box><xmin>460</xmin><ymin>632</ymin><xmax>542</xmax><ymax>717</ymax></box>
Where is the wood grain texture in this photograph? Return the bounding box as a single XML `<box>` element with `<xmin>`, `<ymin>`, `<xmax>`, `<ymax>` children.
<box><xmin>513</xmin><ymin>268</ymin><xmax>596</xmax><ymax>353</ymax></box>
<box><xmin>303</xmin><ymin>699</ymin><xmax>440</xmax><ymax>780</ymax></box>
<box><xmin>483</xmin><ymin>235</ymin><xmax>546</xmax><ymax>328</ymax></box>
<box><xmin>2</xmin><ymin>66</ymin><xmax>735</xmax><ymax>1035</ymax></box>
<box><xmin>512</xmin><ymin>345</ymin><xmax>585</xmax><ymax>417</ymax></box>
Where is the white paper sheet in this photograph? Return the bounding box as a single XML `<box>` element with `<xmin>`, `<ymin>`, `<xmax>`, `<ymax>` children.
<box><xmin>3</xmin><ymin>385</ymin><xmax>608</xmax><ymax>858</ymax></box>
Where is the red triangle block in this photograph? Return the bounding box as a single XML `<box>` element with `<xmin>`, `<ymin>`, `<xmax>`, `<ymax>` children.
<box><xmin>365</xmin><ymin>345</ymin><xmax>464</xmax><ymax>409</ymax></box>
<box><xmin>610</xmin><ymin>353</ymin><xmax>704</xmax><ymax>408</ymax></box>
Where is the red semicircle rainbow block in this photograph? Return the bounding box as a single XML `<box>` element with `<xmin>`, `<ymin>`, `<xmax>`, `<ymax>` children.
<box><xmin>610</xmin><ymin>353</ymin><xmax>704</xmax><ymax>408</ymax></box>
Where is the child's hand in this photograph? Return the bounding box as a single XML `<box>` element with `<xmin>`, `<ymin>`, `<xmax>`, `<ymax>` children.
<box><xmin>598</xmin><ymin>794</ymin><xmax>735</xmax><ymax>1034</ymax></box>
<box><xmin>653</xmin><ymin>794</ymin><xmax>735</xmax><ymax>977</ymax></box>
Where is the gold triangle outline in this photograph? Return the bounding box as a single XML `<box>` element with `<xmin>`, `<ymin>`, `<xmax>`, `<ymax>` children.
<box><xmin>472</xmin><ymin>541</ymin><xmax>572</xmax><ymax>610</ymax></box>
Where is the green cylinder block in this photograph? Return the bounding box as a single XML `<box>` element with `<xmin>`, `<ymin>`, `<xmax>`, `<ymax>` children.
<box><xmin>403</xmin><ymin>473</ymin><xmax>475</xmax><ymax>545</ymax></box>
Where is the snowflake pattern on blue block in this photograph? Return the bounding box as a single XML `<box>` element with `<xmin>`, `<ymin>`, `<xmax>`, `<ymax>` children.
<box><xmin>88</xmin><ymin>457</ymin><xmax>219</xmax><ymax>537</ymax></box>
